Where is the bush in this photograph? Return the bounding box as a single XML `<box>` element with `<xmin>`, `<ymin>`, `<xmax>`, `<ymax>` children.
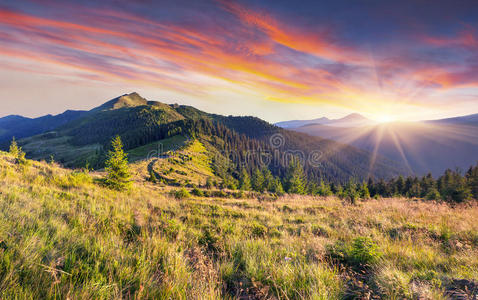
<box><xmin>148</xmin><ymin>170</ymin><xmax>157</xmax><ymax>183</ymax></box>
<box><xmin>174</xmin><ymin>188</ymin><xmax>191</xmax><ymax>199</ymax></box>
<box><xmin>68</xmin><ymin>171</ymin><xmax>92</xmax><ymax>187</ymax></box>
<box><xmin>191</xmin><ymin>187</ymin><xmax>204</xmax><ymax>197</ymax></box>
<box><xmin>211</xmin><ymin>190</ymin><xmax>228</xmax><ymax>198</ymax></box>
<box><xmin>327</xmin><ymin>236</ymin><xmax>382</xmax><ymax>268</ymax></box>
<box><xmin>251</xmin><ymin>222</ymin><xmax>267</xmax><ymax>237</ymax></box>
<box><xmin>349</xmin><ymin>236</ymin><xmax>382</xmax><ymax>265</ymax></box>
<box><xmin>198</xmin><ymin>228</ymin><xmax>219</xmax><ymax>253</ymax></box>
<box><xmin>233</xmin><ymin>190</ymin><xmax>245</xmax><ymax>199</ymax></box>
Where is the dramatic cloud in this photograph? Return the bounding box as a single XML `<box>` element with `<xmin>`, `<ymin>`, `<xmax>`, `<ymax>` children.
<box><xmin>0</xmin><ymin>0</ymin><xmax>477</xmax><ymax>120</ymax></box>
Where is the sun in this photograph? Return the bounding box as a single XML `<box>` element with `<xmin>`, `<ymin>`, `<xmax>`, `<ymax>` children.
<box><xmin>375</xmin><ymin>114</ymin><xmax>397</xmax><ymax>124</ymax></box>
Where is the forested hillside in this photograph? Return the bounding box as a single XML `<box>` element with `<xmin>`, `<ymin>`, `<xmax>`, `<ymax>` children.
<box><xmin>9</xmin><ymin>93</ymin><xmax>408</xmax><ymax>184</ymax></box>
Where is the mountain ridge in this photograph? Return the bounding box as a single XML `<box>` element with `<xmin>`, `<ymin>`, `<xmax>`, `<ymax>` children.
<box><xmin>1</xmin><ymin>93</ymin><xmax>409</xmax><ymax>183</ymax></box>
<box><xmin>276</xmin><ymin>113</ymin><xmax>375</xmax><ymax>128</ymax></box>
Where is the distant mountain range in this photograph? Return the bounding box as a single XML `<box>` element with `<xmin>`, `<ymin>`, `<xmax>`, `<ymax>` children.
<box><xmin>276</xmin><ymin>113</ymin><xmax>478</xmax><ymax>176</ymax></box>
<box><xmin>275</xmin><ymin>113</ymin><xmax>375</xmax><ymax>129</ymax></box>
<box><xmin>0</xmin><ymin>93</ymin><xmax>408</xmax><ymax>183</ymax></box>
<box><xmin>0</xmin><ymin>110</ymin><xmax>87</xmax><ymax>143</ymax></box>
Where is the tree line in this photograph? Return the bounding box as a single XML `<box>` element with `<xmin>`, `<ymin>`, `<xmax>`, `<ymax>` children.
<box><xmin>234</xmin><ymin>161</ymin><xmax>478</xmax><ymax>203</ymax></box>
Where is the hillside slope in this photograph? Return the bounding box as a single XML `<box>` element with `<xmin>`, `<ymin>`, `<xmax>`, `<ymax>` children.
<box><xmin>0</xmin><ymin>153</ymin><xmax>476</xmax><ymax>299</ymax></box>
<box><xmin>9</xmin><ymin>93</ymin><xmax>408</xmax><ymax>183</ymax></box>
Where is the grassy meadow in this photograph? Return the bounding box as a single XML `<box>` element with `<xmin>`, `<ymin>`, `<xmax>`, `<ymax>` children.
<box><xmin>0</xmin><ymin>151</ymin><xmax>477</xmax><ymax>299</ymax></box>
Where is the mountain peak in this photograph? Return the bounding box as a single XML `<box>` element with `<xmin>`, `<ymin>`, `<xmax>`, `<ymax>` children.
<box><xmin>92</xmin><ymin>92</ymin><xmax>148</xmax><ymax>111</ymax></box>
<box><xmin>112</xmin><ymin>92</ymin><xmax>148</xmax><ymax>109</ymax></box>
<box><xmin>340</xmin><ymin>113</ymin><xmax>368</xmax><ymax>121</ymax></box>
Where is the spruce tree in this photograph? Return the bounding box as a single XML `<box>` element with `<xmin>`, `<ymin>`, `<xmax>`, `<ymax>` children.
<box><xmin>239</xmin><ymin>168</ymin><xmax>251</xmax><ymax>191</ymax></box>
<box><xmin>285</xmin><ymin>158</ymin><xmax>306</xmax><ymax>194</ymax></box>
<box><xmin>9</xmin><ymin>137</ymin><xmax>26</xmax><ymax>165</ymax></box>
<box><xmin>9</xmin><ymin>137</ymin><xmax>19</xmax><ymax>157</ymax></box>
<box><xmin>105</xmin><ymin>136</ymin><xmax>131</xmax><ymax>190</ymax></box>
<box><xmin>271</xmin><ymin>178</ymin><xmax>285</xmax><ymax>195</ymax></box>
<box><xmin>252</xmin><ymin>168</ymin><xmax>265</xmax><ymax>192</ymax></box>
<box><xmin>360</xmin><ymin>182</ymin><xmax>371</xmax><ymax>199</ymax></box>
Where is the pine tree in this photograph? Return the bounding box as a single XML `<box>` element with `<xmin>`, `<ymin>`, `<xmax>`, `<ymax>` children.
<box><xmin>466</xmin><ymin>164</ymin><xmax>478</xmax><ymax>199</ymax></box>
<box><xmin>318</xmin><ymin>181</ymin><xmax>333</xmax><ymax>196</ymax></box>
<box><xmin>395</xmin><ymin>175</ymin><xmax>405</xmax><ymax>196</ymax></box>
<box><xmin>105</xmin><ymin>136</ymin><xmax>131</xmax><ymax>190</ymax></box>
<box><xmin>262</xmin><ymin>168</ymin><xmax>274</xmax><ymax>192</ymax></box>
<box><xmin>285</xmin><ymin>158</ymin><xmax>306</xmax><ymax>194</ymax></box>
<box><xmin>252</xmin><ymin>168</ymin><xmax>265</xmax><ymax>192</ymax></box>
<box><xmin>9</xmin><ymin>137</ymin><xmax>19</xmax><ymax>157</ymax></box>
<box><xmin>271</xmin><ymin>178</ymin><xmax>285</xmax><ymax>195</ymax></box>
<box><xmin>239</xmin><ymin>168</ymin><xmax>251</xmax><ymax>191</ymax></box>
<box><xmin>360</xmin><ymin>181</ymin><xmax>371</xmax><ymax>199</ymax></box>
<box><xmin>9</xmin><ymin>137</ymin><xmax>26</xmax><ymax>165</ymax></box>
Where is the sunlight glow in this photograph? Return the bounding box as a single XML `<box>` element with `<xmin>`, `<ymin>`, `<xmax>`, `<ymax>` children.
<box><xmin>375</xmin><ymin>114</ymin><xmax>397</xmax><ymax>123</ymax></box>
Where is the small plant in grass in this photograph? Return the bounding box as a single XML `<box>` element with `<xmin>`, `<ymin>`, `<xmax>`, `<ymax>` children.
<box><xmin>104</xmin><ymin>136</ymin><xmax>131</xmax><ymax>190</ymax></box>
<box><xmin>349</xmin><ymin>236</ymin><xmax>382</xmax><ymax>265</ymax></box>
<box><xmin>251</xmin><ymin>222</ymin><xmax>267</xmax><ymax>237</ymax></box>
<box><xmin>174</xmin><ymin>188</ymin><xmax>191</xmax><ymax>199</ymax></box>
<box><xmin>199</xmin><ymin>228</ymin><xmax>219</xmax><ymax>253</ymax></box>
<box><xmin>327</xmin><ymin>236</ymin><xmax>382</xmax><ymax>267</ymax></box>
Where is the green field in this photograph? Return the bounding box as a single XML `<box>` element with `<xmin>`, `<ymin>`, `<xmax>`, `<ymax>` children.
<box><xmin>0</xmin><ymin>151</ymin><xmax>477</xmax><ymax>299</ymax></box>
<box><xmin>127</xmin><ymin>135</ymin><xmax>187</xmax><ymax>162</ymax></box>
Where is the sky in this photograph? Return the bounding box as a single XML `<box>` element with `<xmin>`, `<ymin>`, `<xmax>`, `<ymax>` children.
<box><xmin>0</xmin><ymin>0</ymin><xmax>477</xmax><ymax>123</ymax></box>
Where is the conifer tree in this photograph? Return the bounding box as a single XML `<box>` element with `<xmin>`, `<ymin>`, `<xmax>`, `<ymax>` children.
<box><xmin>272</xmin><ymin>178</ymin><xmax>285</xmax><ymax>195</ymax></box>
<box><xmin>9</xmin><ymin>137</ymin><xmax>26</xmax><ymax>165</ymax></box>
<box><xmin>105</xmin><ymin>136</ymin><xmax>131</xmax><ymax>190</ymax></box>
<box><xmin>9</xmin><ymin>137</ymin><xmax>19</xmax><ymax>157</ymax></box>
<box><xmin>318</xmin><ymin>181</ymin><xmax>333</xmax><ymax>196</ymax></box>
<box><xmin>360</xmin><ymin>181</ymin><xmax>371</xmax><ymax>199</ymax></box>
<box><xmin>285</xmin><ymin>158</ymin><xmax>306</xmax><ymax>194</ymax></box>
<box><xmin>239</xmin><ymin>168</ymin><xmax>251</xmax><ymax>191</ymax></box>
<box><xmin>252</xmin><ymin>168</ymin><xmax>265</xmax><ymax>192</ymax></box>
<box><xmin>262</xmin><ymin>167</ymin><xmax>274</xmax><ymax>192</ymax></box>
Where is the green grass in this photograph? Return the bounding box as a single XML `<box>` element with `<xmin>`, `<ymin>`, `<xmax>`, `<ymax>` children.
<box><xmin>131</xmin><ymin>139</ymin><xmax>219</xmax><ymax>187</ymax></box>
<box><xmin>20</xmin><ymin>134</ymin><xmax>101</xmax><ymax>167</ymax></box>
<box><xmin>126</xmin><ymin>135</ymin><xmax>187</xmax><ymax>162</ymax></box>
<box><xmin>0</xmin><ymin>152</ymin><xmax>477</xmax><ymax>299</ymax></box>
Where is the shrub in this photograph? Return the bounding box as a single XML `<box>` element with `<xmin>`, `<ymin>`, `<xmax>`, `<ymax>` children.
<box><xmin>311</xmin><ymin>225</ymin><xmax>330</xmax><ymax>237</ymax></box>
<box><xmin>233</xmin><ymin>190</ymin><xmax>245</xmax><ymax>199</ymax></box>
<box><xmin>211</xmin><ymin>190</ymin><xmax>228</xmax><ymax>198</ymax></box>
<box><xmin>191</xmin><ymin>187</ymin><xmax>204</xmax><ymax>197</ymax></box>
<box><xmin>327</xmin><ymin>236</ymin><xmax>382</xmax><ymax>268</ymax></box>
<box><xmin>68</xmin><ymin>171</ymin><xmax>92</xmax><ymax>187</ymax></box>
<box><xmin>250</xmin><ymin>222</ymin><xmax>267</xmax><ymax>237</ymax></box>
<box><xmin>148</xmin><ymin>170</ymin><xmax>157</xmax><ymax>183</ymax></box>
<box><xmin>174</xmin><ymin>188</ymin><xmax>191</xmax><ymax>199</ymax></box>
<box><xmin>349</xmin><ymin>236</ymin><xmax>382</xmax><ymax>265</ymax></box>
<box><xmin>198</xmin><ymin>228</ymin><xmax>219</xmax><ymax>253</ymax></box>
